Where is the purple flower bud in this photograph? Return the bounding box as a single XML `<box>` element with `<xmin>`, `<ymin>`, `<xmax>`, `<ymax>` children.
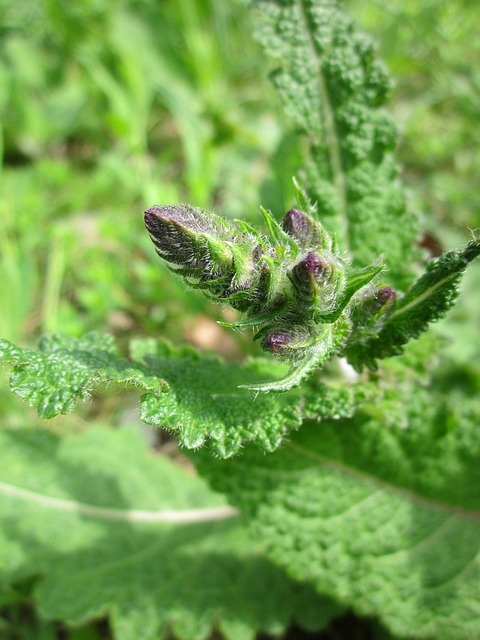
<box><xmin>288</xmin><ymin>250</ymin><xmax>347</xmax><ymax>315</ymax></box>
<box><xmin>144</xmin><ymin>204</ymin><xmax>231</xmax><ymax>277</ymax></box>
<box><xmin>292</xmin><ymin>252</ymin><xmax>327</xmax><ymax>286</ymax></box>
<box><xmin>145</xmin><ymin>204</ymin><xmax>212</xmax><ymax>236</ymax></box>
<box><xmin>353</xmin><ymin>286</ymin><xmax>397</xmax><ymax>327</ymax></box>
<box><xmin>283</xmin><ymin>209</ymin><xmax>311</xmax><ymax>241</ymax></box>
<box><xmin>282</xmin><ymin>208</ymin><xmax>329</xmax><ymax>249</ymax></box>
<box><xmin>261</xmin><ymin>329</ymin><xmax>296</xmax><ymax>355</ymax></box>
<box><xmin>375</xmin><ymin>287</ymin><xmax>396</xmax><ymax>305</ymax></box>
<box><xmin>260</xmin><ymin>324</ymin><xmax>314</xmax><ymax>363</ymax></box>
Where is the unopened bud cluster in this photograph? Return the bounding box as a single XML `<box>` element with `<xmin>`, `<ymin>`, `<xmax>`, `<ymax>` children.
<box><xmin>145</xmin><ymin>204</ymin><xmax>377</xmax><ymax>364</ymax></box>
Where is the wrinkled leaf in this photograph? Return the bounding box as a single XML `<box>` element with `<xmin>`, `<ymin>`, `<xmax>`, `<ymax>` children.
<box><xmin>198</xmin><ymin>382</ymin><xmax>480</xmax><ymax>640</ymax></box>
<box><xmin>345</xmin><ymin>240</ymin><xmax>480</xmax><ymax>370</ymax></box>
<box><xmin>0</xmin><ymin>333</ymin><xmax>358</xmax><ymax>457</ymax></box>
<box><xmin>254</xmin><ymin>0</ymin><xmax>419</xmax><ymax>287</ymax></box>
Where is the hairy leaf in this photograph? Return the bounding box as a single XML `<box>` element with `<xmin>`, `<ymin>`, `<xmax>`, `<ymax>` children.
<box><xmin>0</xmin><ymin>426</ymin><xmax>343</xmax><ymax>640</ymax></box>
<box><xmin>254</xmin><ymin>0</ymin><xmax>419</xmax><ymax>287</ymax></box>
<box><xmin>0</xmin><ymin>333</ymin><xmax>357</xmax><ymax>457</ymax></box>
<box><xmin>0</xmin><ymin>333</ymin><xmax>167</xmax><ymax>418</ymax></box>
<box><xmin>132</xmin><ymin>338</ymin><xmax>304</xmax><ymax>455</ymax></box>
<box><xmin>133</xmin><ymin>338</ymin><xmax>357</xmax><ymax>455</ymax></box>
<box><xmin>198</xmin><ymin>383</ymin><xmax>480</xmax><ymax>639</ymax></box>
<box><xmin>345</xmin><ymin>239</ymin><xmax>480</xmax><ymax>370</ymax></box>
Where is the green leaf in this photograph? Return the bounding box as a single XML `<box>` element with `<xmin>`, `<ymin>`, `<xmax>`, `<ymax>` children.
<box><xmin>254</xmin><ymin>0</ymin><xmax>419</xmax><ymax>287</ymax></box>
<box><xmin>318</xmin><ymin>262</ymin><xmax>384</xmax><ymax>323</ymax></box>
<box><xmin>198</xmin><ymin>384</ymin><xmax>480</xmax><ymax>639</ymax></box>
<box><xmin>345</xmin><ymin>239</ymin><xmax>480</xmax><ymax>370</ymax></box>
<box><xmin>0</xmin><ymin>333</ymin><xmax>167</xmax><ymax>419</ymax></box>
<box><xmin>0</xmin><ymin>333</ymin><xmax>360</xmax><ymax>457</ymax></box>
<box><xmin>132</xmin><ymin>338</ymin><xmax>305</xmax><ymax>455</ymax></box>
<box><xmin>0</xmin><ymin>426</ymin><xmax>343</xmax><ymax>640</ymax></box>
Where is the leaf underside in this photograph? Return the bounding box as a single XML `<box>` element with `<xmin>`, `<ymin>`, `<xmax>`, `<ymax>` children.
<box><xmin>0</xmin><ymin>426</ymin><xmax>343</xmax><ymax>640</ymax></box>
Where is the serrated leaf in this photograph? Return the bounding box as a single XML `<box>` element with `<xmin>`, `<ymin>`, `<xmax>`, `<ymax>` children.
<box><xmin>1</xmin><ymin>333</ymin><xmax>357</xmax><ymax>457</ymax></box>
<box><xmin>197</xmin><ymin>385</ymin><xmax>480</xmax><ymax>639</ymax></box>
<box><xmin>132</xmin><ymin>338</ymin><xmax>306</xmax><ymax>455</ymax></box>
<box><xmin>0</xmin><ymin>333</ymin><xmax>167</xmax><ymax>418</ymax></box>
<box><xmin>254</xmin><ymin>0</ymin><xmax>419</xmax><ymax>287</ymax></box>
<box><xmin>345</xmin><ymin>240</ymin><xmax>480</xmax><ymax>370</ymax></box>
<box><xmin>0</xmin><ymin>426</ymin><xmax>343</xmax><ymax>640</ymax></box>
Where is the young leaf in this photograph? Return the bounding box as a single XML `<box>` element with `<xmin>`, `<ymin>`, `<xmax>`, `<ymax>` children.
<box><xmin>1</xmin><ymin>333</ymin><xmax>357</xmax><ymax>457</ymax></box>
<box><xmin>345</xmin><ymin>239</ymin><xmax>480</xmax><ymax>370</ymax></box>
<box><xmin>254</xmin><ymin>0</ymin><xmax>419</xmax><ymax>287</ymax></box>
<box><xmin>0</xmin><ymin>426</ymin><xmax>343</xmax><ymax>640</ymax></box>
<box><xmin>198</xmin><ymin>384</ymin><xmax>480</xmax><ymax>640</ymax></box>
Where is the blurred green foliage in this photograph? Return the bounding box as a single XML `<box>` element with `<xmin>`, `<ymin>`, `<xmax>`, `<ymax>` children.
<box><xmin>0</xmin><ymin>0</ymin><xmax>287</xmax><ymax>348</ymax></box>
<box><xmin>346</xmin><ymin>0</ymin><xmax>480</xmax><ymax>232</ymax></box>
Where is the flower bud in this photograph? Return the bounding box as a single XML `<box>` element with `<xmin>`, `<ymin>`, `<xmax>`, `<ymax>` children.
<box><xmin>282</xmin><ymin>208</ymin><xmax>329</xmax><ymax>249</ymax></box>
<box><xmin>352</xmin><ymin>287</ymin><xmax>396</xmax><ymax>328</ymax></box>
<box><xmin>260</xmin><ymin>325</ymin><xmax>312</xmax><ymax>362</ymax></box>
<box><xmin>144</xmin><ymin>204</ymin><xmax>234</xmax><ymax>281</ymax></box>
<box><xmin>145</xmin><ymin>204</ymin><xmax>281</xmax><ymax>313</ymax></box>
<box><xmin>291</xmin><ymin>252</ymin><xmax>328</xmax><ymax>290</ymax></box>
<box><xmin>288</xmin><ymin>251</ymin><xmax>346</xmax><ymax>314</ymax></box>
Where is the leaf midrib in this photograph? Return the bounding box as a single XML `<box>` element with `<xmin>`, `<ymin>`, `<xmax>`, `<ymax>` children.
<box><xmin>298</xmin><ymin>0</ymin><xmax>349</xmax><ymax>252</ymax></box>
<box><xmin>0</xmin><ymin>480</ymin><xmax>239</xmax><ymax>524</ymax></box>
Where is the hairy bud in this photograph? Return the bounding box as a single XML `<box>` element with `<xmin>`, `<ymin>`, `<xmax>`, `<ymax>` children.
<box><xmin>352</xmin><ymin>286</ymin><xmax>396</xmax><ymax>329</ymax></box>
<box><xmin>282</xmin><ymin>208</ymin><xmax>329</xmax><ymax>249</ymax></box>
<box><xmin>144</xmin><ymin>205</ymin><xmax>233</xmax><ymax>280</ymax></box>
<box><xmin>145</xmin><ymin>204</ymin><xmax>284</xmax><ymax>313</ymax></box>
<box><xmin>288</xmin><ymin>251</ymin><xmax>346</xmax><ymax>315</ymax></box>
<box><xmin>291</xmin><ymin>252</ymin><xmax>328</xmax><ymax>288</ymax></box>
<box><xmin>260</xmin><ymin>325</ymin><xmax>313</xmax><ymax>362</ymax></box>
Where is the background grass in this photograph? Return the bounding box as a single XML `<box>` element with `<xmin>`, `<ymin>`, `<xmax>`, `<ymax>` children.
<box><xmin>0</xmin><ymin>0</ymin><xmax>479</xmax><ymax>637</ymax></box>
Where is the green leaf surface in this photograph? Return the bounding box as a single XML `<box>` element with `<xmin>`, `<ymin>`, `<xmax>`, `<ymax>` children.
<box><xmin>198</xmin><ymin>383</ymin><xmax>480</xmax><ymax>639</ymax></box>
<box><xmin>0</xmin><ymin>426</ymin><xmax>343</xmax><ymax>640</ymax></box>
<box><xmin>134</xmin><ymin>338</ymin><xmax>357</xmax><ymax>455</ymax></box>
<box><xmin>345</xmin><ymin>239</ymin><xmax>480</xmax><ymax>370</ymax></box>
<box><xmin>0</xmin><ymin>333</ymin><xmax>166</xmax><ymax>419</ymax></box>
<box><xmin>132</xmin><ymin>338</ymin><xmax>304</xmax><ymax>455</ymax></box>
<box><xmin>254</xmin><ymin>0</ymin><xmax>419</xmax><ymax>287</ymax></box>
<box><xmin>0</xmin><ymin>333</ymin><xmax>357</xmax><ymax>457</ymax></box>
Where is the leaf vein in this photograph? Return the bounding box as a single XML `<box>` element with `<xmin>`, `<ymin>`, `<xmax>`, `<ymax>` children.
<box><xmin>0</xmin><ymin>480</ymin><xmax>239</xmax><ymax>524</ymax></box>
